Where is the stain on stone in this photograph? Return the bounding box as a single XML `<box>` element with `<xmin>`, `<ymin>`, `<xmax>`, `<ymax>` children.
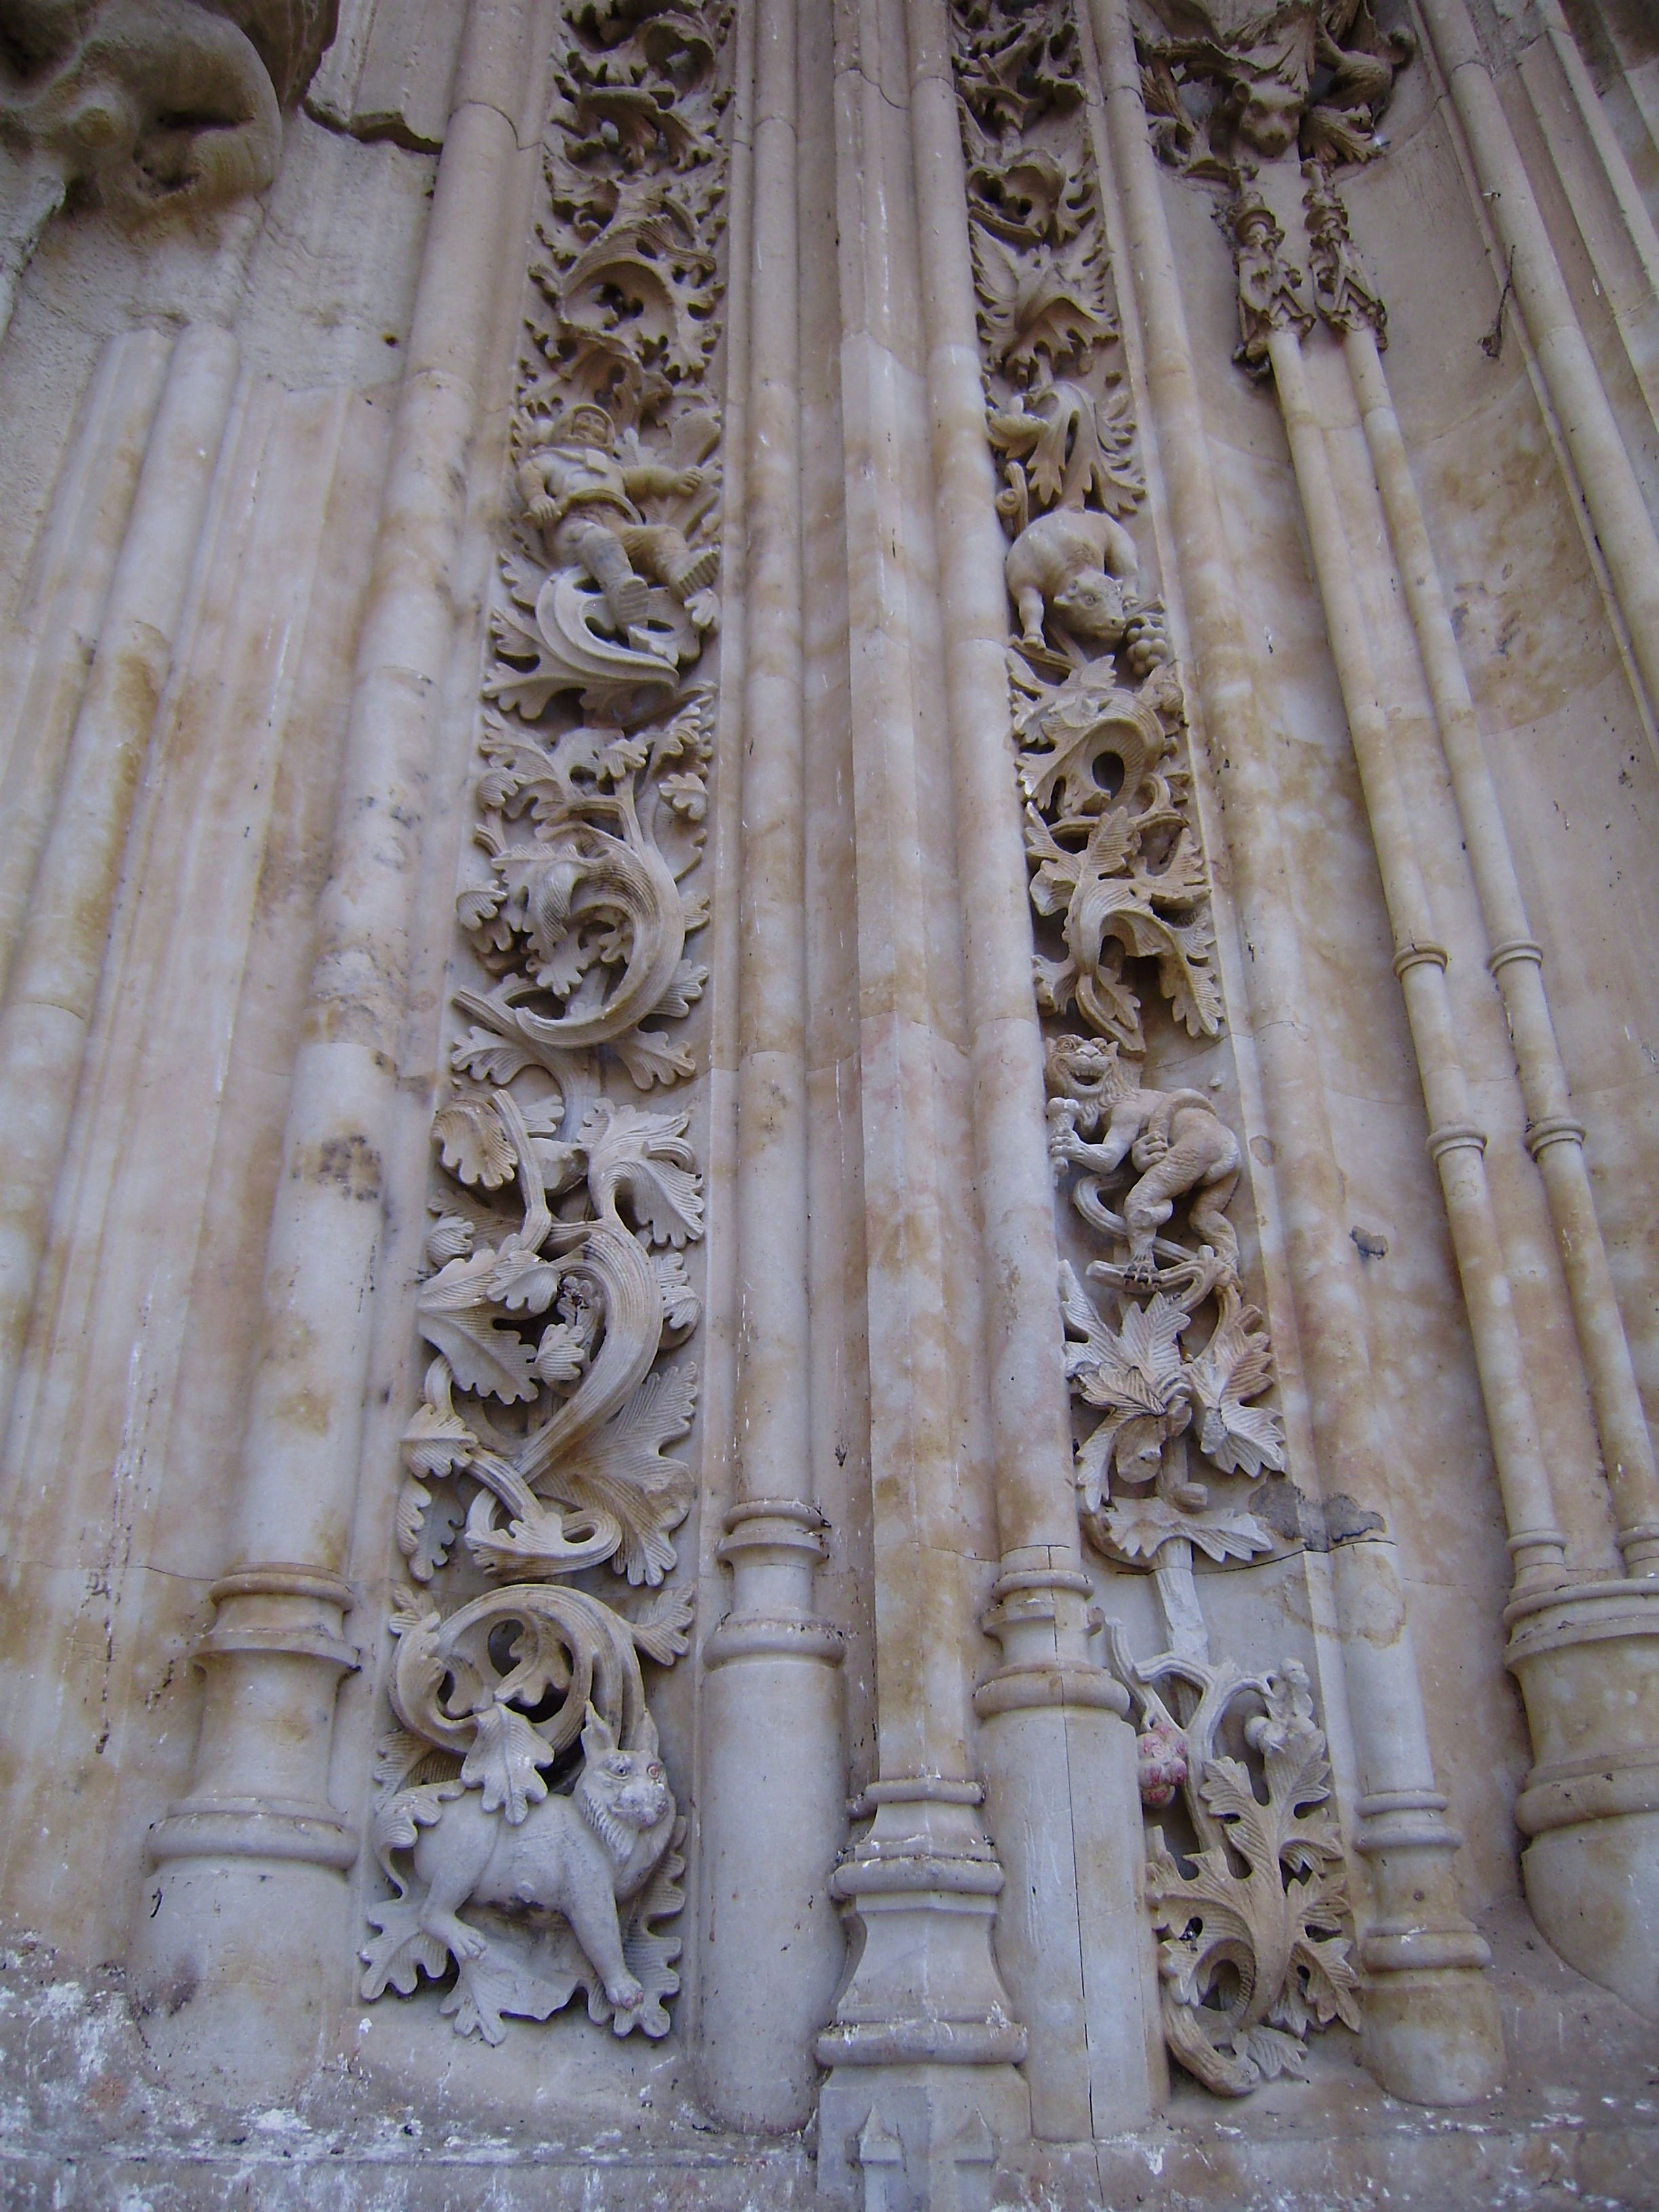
<box><xmin>306</xmin><ymin>1133</ymin><xmax>382</xmax><ymax>1201</ymax></box>
<box><xmin>1351</xmin><ymin>1225</ymin><xmax>1387</xmax><ymax>1261</ymax></box>
<box><xmin>1322</xmin><ymin>1492</ymin><xmax>1386</xmax><ymax>1547</ymax></box>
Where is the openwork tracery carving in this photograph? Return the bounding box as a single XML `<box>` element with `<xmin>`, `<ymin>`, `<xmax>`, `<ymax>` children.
<box><xmin>361</xmin><ymin>0</ymin><xmax>731</xmax><ymax>2047</ymax></box>
<box><xmin>951</xmin><ymin>0</ymin><xmax>1355</xmax><ymax>2099</ymax></box>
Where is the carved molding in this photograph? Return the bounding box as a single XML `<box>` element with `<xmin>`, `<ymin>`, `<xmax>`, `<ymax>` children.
<box><xmin>360</xmin><ymin>0</ymin><xmax>732</xmax><ymax>2047</ymax></box>
<box><xmin>950</xmin><ymin>0</ymin><xmax>1356</xmax><ymax>2101</ymax></box>
<box><xmin>1107</xmin><ymin>1631</ymin><xmax>1361</xmax><ymax>2096</ymax></box>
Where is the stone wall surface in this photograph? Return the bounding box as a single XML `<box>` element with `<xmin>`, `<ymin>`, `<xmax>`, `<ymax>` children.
<box><xmin>0</xmin><ymin>0</ymin><xmax>1657</xmax><ymax>2206</ymax></box>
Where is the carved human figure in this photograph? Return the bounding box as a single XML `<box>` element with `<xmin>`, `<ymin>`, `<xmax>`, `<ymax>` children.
<box><xmin>1224</xmin><ymin>186</ymin><xmax>1311</xmax><ymax>375</ymax></box>
<box><xmin>516</xmin><ymin>402</ymin><xmax>719</xmax><ymax>636</ymax></box>
<box><xmin>411</xmin><ymin>1704</ymin><xmax>674</xmax><ymax>2015</ymax></box>
<box><xmin>1302</xmin><ymin>161</ymin><xmax>1385</xmax><ymax>342</ymax></box>
<box><xmin>1048</xmin><ymin>1034</ymin><xmax>1240</xmax><ymax>1284</ymax></box>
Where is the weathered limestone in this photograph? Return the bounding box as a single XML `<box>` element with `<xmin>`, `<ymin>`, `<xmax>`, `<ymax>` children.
<box><xmin>2</xmin><ymin>0</ymin><xmax>1659</xmax><ymax>2203</ymax></box>
<box><xmin>128</xmin><ymin>0</ymin><xmax>545</xmax><ymax>2097</ymax></box>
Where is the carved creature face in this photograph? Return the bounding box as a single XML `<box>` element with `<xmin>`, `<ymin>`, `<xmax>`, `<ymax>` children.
<box><xmin>1052</xmin><ymin>569</ymin><xmax>1128</xmax><ymax>642</ymax></box>
<box><xmin>1235</xmin><ymin>78</ymin><xmax>1305</xmax><ymax>159</ymax></box>
<box><xmin>579</xmin><ymin>1708</ymin><xmax>671</xmax><ymax>1832</ymax></box>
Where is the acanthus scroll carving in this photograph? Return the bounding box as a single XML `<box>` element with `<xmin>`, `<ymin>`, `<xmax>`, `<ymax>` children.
<box><xmin>1106</xmin><ymin>1629</ymin><xmax>1361</xmax><ymax>2095</ymax></box>
<box><xmin>361</xmin><ymin>0</ymin><xmax>733</xmax><ymax>2049</ymax></box>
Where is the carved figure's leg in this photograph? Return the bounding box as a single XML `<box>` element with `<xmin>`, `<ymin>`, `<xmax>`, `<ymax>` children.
<box><xmin>562</xmin><ymin>1875</ymin><xmax>643</xmax><ymax>2009</ymax></box>
<box><xmin>558</xmin><ymin>515</ymin><xmax>650</xmax><ymax>630</ymax></box>
<box><xmin>1123</xmin><ymin>1137</ymin><xmax>1216</xmax><ymax>1274</ymax></box>
<box><xmin>1016</xmin><ymin>582</ymin><xmax>1047</xmax><ymax>647</ymax></box>
<box><xmin>619</xmin><ymin>522</ymin><xmax>719</xmax><ymax>602</ymax></box>
<box><xmin>1189</xmin><ymin>1162</ymin><xmax>1241</xmax><ymax>1273</ymax></box>
<box><xmin>412</xmin><ymin>1822</ymin><xmax>497</xmax><ymax>1963</ymax></box>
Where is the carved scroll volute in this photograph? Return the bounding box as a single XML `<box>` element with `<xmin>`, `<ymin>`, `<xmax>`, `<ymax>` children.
<box><xmin>359</xmin><ymin>0</ymin><xmax>734</xmax><ymax>2049</ymax></box>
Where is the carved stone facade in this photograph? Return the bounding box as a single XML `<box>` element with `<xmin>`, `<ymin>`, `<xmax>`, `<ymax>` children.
<box><xmin>2</xmin><ymin>0</ymin><xmax>1659</xmax><ymax>2206</ymax></box>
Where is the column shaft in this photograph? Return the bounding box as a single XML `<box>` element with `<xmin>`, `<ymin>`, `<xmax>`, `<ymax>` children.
<box><xmin>1266</xmin><ymin>325</ymin><xmax>1566</xmax><ymax>1591</ymax></box>
<box><xmin>903</xmin><ymin>0</ymin><xmax>1161</xmax><ymax>2141</ymax></box>
<box><xmin>1416</xmin><ymin>0</ymin><xmax>1659</xmax><ymax>724</ymax></box>
<box><xmin>0</xmin><ymin>326</ymin><xmax>239</xmax><ymax>1443</ymax></box>
<box><xmin>128</xmin><ymin>0</ymin><xmax>539</xmax><ymax>2100</ymax></box>
<box><xmin>699</xmin><ymin>0</ymin><xmax>848</xmax><ymax>2132</ymax></box>
<box><xmin>1343</xmin><ymin>323</ymin><xmax>1659</xmax><ymax>1574</ymax></box>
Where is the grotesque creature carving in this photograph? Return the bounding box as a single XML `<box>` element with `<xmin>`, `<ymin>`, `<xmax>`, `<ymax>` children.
<box><xmin>365</xmin><ymin>0</ymin><xmax>733</xmax><ymax>2053</ymax></box>
<box><xmin>1005</xmin><ymin>504</ymin><xmax>1147</xmax><ymax>662</ymax></box>
<box><xmin>363</xmin><ymin>1582</ymin><xmax>693</xmax><ymax>2045</ymax></box>
<box><xmin>1047</xmin><ymin>1033</ymin><xmax>1241</xmax><ymax>1286</ymax></box>
<box><xmin>0</xmin><ymin>0</ymin><xmax>332</xmax><ymax>334</ymax></box>
<box><xmin>1135</xmin><ymin>0</ymin><xmax>1413</xmax><ymax>174</ymax></box>
<box><xmin>404</xmin><ymin>1706</ymin><xmax>675</xmax><ymax>2022</ymax></box>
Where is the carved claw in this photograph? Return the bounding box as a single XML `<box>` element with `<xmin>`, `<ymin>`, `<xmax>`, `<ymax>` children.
<box><xmin>424</xmin><ymin>1911</ymin><xmax>487</xmax><ymax>1962</ymax></box>
<box><xmin>607</xmin><ymin>1972</ymin><xmax>645</xmax><ymax>2011</ymax></box>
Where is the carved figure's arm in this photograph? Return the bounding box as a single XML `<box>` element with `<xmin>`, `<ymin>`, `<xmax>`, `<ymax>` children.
<box><xmin>621</xmin><ymin>463</ymin><xmax>703</xmax><ymax>499</ymax></box>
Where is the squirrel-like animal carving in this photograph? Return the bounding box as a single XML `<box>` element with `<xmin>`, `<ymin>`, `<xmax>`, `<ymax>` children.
<box><xmin>412</xmin><ymin>1704</ymin><xmax>674</xmax><ymax>2017</ymax></box>
<box><xmin>1006</xmin><ymin>506</ymin><xmax>1140</xmax><ymax>653</ymax></box>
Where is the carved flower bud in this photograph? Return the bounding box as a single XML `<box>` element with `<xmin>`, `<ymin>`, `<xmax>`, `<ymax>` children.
<box><xmin>1136</xmin><ymin>1717</ymin><xmax>1188</xmax><ymax>1809</ymax></box>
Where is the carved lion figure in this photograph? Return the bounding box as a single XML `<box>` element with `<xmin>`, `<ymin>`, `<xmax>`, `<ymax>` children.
<box><xmin>412</xmin><ymin>1703</ymin><xmax>675</xmax><ymax>2018</ymax></box>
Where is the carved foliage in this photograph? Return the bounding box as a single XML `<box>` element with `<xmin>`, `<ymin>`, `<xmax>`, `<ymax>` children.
<box><xmin>1107</xmin><ymin>1635</ymin><xmax>1360</xmax><ymax>2093</ymax></box>
<box><xmin>953</xmin><ymin>0</ymin><xmax>1155</xmax><ymax>678</ymax></box>
<box><xmin>361</xmin><ymin>0</ymin><xmax>733</xmax><ymax>2048</ymax></box>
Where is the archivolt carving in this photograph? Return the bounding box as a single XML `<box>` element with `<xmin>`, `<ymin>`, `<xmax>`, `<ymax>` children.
<box><xmin>949</xmin><ymin>0</ymin><xmax>1355</xmax><ymax>2101</ymax></box>
<box><xmin>1133</xmin><ymin>0</ymin><xmax>1413</xmax><ymax>175</ymax></box>
<box><xmin>362</xmin><ymin>0</ymin><xmax>732</xmax><ymax>2048</ymax></box>
<box><xmin>953</xmin><ymin>0</ymin><xmax>1164</xmax><ymax>681</ymax></box>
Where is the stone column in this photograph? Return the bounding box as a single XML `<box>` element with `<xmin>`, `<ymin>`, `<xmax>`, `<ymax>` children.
<box><xmin>0</xmin><ymin>325</ymin><xmax>240</xmax><ymax>1443</ymax></box>
<box><xmin>698</xmin><ymin>0</ymin><xmax>848</xmax><ymax>2133</ymax></box>
<box><xmin>1264</xmin><ymin>317</ymin><xmax>1568</xmax><ymax>1594</ymax></box>
<box><xmin>1086</xmin><ymin>0</ymin><xmax>1504</xmax><ymax>2105</ymax></box>
<box><xmin>127</xmin><ymin>0</ymin><xmax>542</xmax><ymax>2100</ymax></box>
<box><xmin>1339</xmin><ymin>319</ymin><xmax>1659</xmax><ymax>1578</ymax></box>
<box><xmin>815</xmin><ymin>0</ymin><xmax>1033</xmax><ymax>2189</ymax></box>
<box><xmin>902</xmin><ymin>0</ymin><xmax>1163</xmax><ymax>2144</ymax></box>
<box><xmin>1330</xmin><ymin>290</ymin><xmax>1659</xmax><ymax>2032</ymax></box>
<box><xmin>1416</xmin><ymin>0</ymin><xmax>1659</xmax><ymax>727</ymax></box>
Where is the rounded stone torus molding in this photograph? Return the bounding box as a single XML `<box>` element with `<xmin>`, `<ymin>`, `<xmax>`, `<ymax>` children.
<box><xmin>1507</xmin><ymin>1578</ymin><xmax>1659</xmax><ymax>2021</ymax></box>
<box><xmin>975</xmin><ymin>1565</ymin><xmax>1130</xmax><ymax>1718</ymax></box>
<box><xmin>815</xmin><ymin>1785</ymin><xmax>1029</xmax><ymax>2072</ymax></box>
<box><xmin>1352</xmin><ymin>1795</ymin><xmax>1504</xmax><ymax>2104</ymax></box>
<box><xmin>704</xmin><ymin>1498</ymin><xmax>845</xmax><ymax>1667</ymax></box>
